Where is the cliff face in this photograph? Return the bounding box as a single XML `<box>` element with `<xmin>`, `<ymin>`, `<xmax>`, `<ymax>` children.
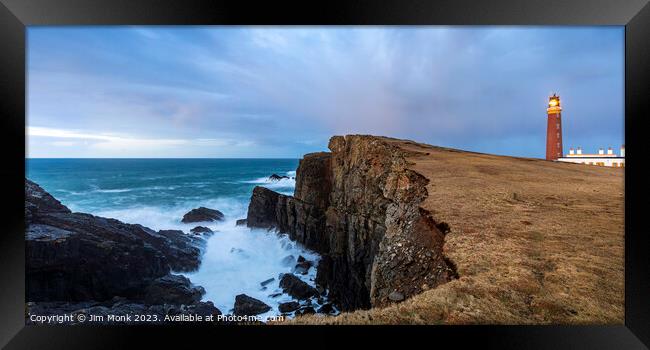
<box><xmin>247</xmin><ymin>135</ymin><xmax>456</xmax><ymax>310</ymax></box>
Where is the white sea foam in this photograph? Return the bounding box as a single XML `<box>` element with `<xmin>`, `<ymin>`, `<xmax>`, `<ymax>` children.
<box><xmin>93</xmin><ymin>176</ymin><xmax>321</xmax><ymax>320</ymax></box>
<box><xmin>93</xmin><ymin>188</ymin><xmax>133</xmax><ymax>193</ymax></box>
<box><xmin>94</xmin><ymin>197</ymin><xmax>248</xmax><ymax>232</ymax></box>
<box><xmin>242</xmin><ymin>176</ymin><xmax>296</xmax><ymax>189</ymax></box>
<box><xmin>186</xmin><ymin>226</ymin><xmax>321</xmax><ymax>320</ymax></box>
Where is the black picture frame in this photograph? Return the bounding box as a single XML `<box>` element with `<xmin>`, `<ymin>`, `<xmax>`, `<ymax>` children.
<box><xmin>1</xmin><ymin>0</ymin><xmax>649</xmax><ymax>348</ymax></box>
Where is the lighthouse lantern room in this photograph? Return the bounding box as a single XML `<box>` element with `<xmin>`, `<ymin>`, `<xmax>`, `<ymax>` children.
<box><xmin>545</xmin><ymin>93</ymin><xmax>563</xmax><ymax>161</ymax></box>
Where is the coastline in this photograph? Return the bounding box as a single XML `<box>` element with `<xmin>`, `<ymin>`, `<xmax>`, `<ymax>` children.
<box><xmin>25</xmin><ymin>135</ymin><xmax>624</xmax><ymax>325</ymax></box>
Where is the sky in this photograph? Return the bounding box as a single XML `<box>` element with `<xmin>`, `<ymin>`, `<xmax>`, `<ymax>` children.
<box><xmin>27</xmin><ymin>26</ymin><xmax>624</xmax><ymax>158</ymax></box>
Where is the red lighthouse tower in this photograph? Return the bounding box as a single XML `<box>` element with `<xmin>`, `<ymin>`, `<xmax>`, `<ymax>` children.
<box><xmin>546</xmin><ymin>93</ymin><xmax>563</xmax><ymax>160</ymax></box>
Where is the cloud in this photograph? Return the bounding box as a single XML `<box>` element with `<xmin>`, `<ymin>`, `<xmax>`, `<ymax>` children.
<box><xmin>27</xmin><ymin>26</ymin><xmax>624</xmax><ymax>158</ymax></box>
<box><xmin>27</xmin><ymin>126</ymin><xmax>254</xmax><ymax>157</ymax></box>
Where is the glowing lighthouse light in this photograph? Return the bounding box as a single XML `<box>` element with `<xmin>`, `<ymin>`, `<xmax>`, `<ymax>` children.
<box><xmin>545</xmin><ymin>93</ymin><xmax>563</xmax><ymax>161</ymax></box>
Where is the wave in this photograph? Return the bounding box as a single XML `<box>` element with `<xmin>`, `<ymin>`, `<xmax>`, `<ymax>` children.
<box><xmin>94</xmin><ymin>195</ymin><xmax>321</xmax><ymax>319</ymax></box>
<box><xmin>185</xmin><ymin>228</ymin><xmax>321</xmax><ymax>320</ymax></box>
<box><xmin>93</xmin><ymin>188</ymin><xmax>133</xmax><ymax>193</ymax></box>
<box><xmin>94</xmin><ymin>197</ymin><xmax>249</xmax><ymax>232</ymax></box>
<box><xmin>59</xmin><ymin>185</ymin><xmax>184</xmax><ymax>196</ymax></box>
<box><xmin>241</xmin><ymin>177</ymin><xmax>296</xmax><ymax>189</ymax></box>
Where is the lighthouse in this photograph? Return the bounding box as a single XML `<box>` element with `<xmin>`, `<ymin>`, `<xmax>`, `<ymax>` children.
<box><xmin>546</xmin><ymin>93</ymin><xmax>563</xmax><ymax>160</ymax></box>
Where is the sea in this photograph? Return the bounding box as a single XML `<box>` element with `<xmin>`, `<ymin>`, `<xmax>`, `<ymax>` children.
<box><xmin>26</xmin><ymin>158</ymin><xmax>323</xmax><ymax>319</ymax></box>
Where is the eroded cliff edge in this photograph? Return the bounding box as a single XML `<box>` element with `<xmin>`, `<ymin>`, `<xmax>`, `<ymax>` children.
<box><xmin>247</xmin><ymin>135</ymin><xmax>457</xmax><ymax>310</ymax></box>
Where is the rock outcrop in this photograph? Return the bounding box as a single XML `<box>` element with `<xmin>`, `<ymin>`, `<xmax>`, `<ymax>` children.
<box><xmin>190</xmin><ymin>226</ymin><xmax>214</xmax><ymax>236</ymax></box>
<box><xmin>279</xmin><ymin>273</ymin><xmax>319</xmax><ymax>300</ymax></box>
<box><xmin>269</xmin><ymin>174</ymin><xmax>290</xmax><ymax>181</ymax></box>
<box><xmin>247</xmin><ymin>135</ymin><xmax>456</xmax><ymax>310</ymax></box>
<box><xmin>181</xmin><ymin>207</ymin><xmax>224</xmax><ymax>223</ymax></box>
<box><xmin>144</xmin><ymin>274</ymin><xmax>205</xmax><ymax>305</ymax></box>
<box><xmin>278</xmin><ymin>301</ymin><xmax>300</xmax><ymax>313</ymax></box>
<box><xmin>233</xmin><ymin>294</ymin><xmax>271</xmax><ymax>316</ymax></box>
<box><xmin>25</xmin><ymin>179</ymin><xmax>211</xmax><ymax>317</ymax></box>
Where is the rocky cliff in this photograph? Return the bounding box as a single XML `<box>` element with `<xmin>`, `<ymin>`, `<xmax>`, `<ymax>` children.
<box><xmin>25</xmin><ymin>179</ymin><xmax>221</xmax><ymax>321</ymax></box>
<box><xmin>247</xmin><ymin>135</ymin><xmax>457</xmax><ymax>310</ymax></box>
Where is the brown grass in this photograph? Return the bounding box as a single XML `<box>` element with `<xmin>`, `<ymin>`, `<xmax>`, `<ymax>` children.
<box><xmin>283</xmin><ymin>137</ymin><xmax>624</xmax><ymax>325</ymax></box>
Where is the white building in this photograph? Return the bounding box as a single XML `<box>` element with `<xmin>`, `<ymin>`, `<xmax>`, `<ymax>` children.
<box><xmin>557</xmin><ymin>145</ymin><xmax>625</xmax><ymax>167</ymax></box>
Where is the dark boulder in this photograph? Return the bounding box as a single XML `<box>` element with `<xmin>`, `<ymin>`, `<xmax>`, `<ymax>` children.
<box><xmin>235</xmin><ymin>219</ymin><xmax>247</xmax><ymax>226</ymax></box>
<box><xmin>181</xmin><ymin>207</ymin><xmax>224</xmax><ymax>223</ymax></box>
<box><xmin>296</xmin><ymin>306</ymin><xmax>316</xmax><ymax>316</ymax></box>
<box><xmin>260</xmin><ymin>278</ymin><xmax>275</xmax><ymax>287</ymax></box>
<box><xmin>191</xmin><ymin>301</ymin><xmax>223</xmax><ymax>318</ymax></box>
<box><xmin>278</xmin><ymin>301</ymin><xmax>300</xmax><ymax>313</ymax></box>
<box><xmin>190</xmin><ymin>226</ymin><xmax>213</xmax><ymax>236</ymax></box>
<box><xmin>233</xmin><ymin>294</ymin><xmax>271</xmax><ymax>316</ymax></box>
<box><xmin>279</xmin><ymin>274</ymin><xmax>319</xmax><ymax>300</ymax></box>
<box><xmin>317</xmin><ymin>303</ymin><xmax>335</xmax><ymax>314</ymax></box>
<box><xmin>294</xmin><ymin>260</ymin><xmax>313</xmax><ymax>275</ymax></box>
<box><xmin>144</xmin><ymin>274</ymin><xmax>205</xmax><ymax>305</ymax></box>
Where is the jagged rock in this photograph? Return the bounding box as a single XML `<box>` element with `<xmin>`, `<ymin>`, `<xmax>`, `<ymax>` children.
<box><xmin>317</xmin><ymin>303</ymin><xmax>334</xmax><ymax>314</ymax></box>
<box><xmin>190</xmin><ymin>226</ymin><xmax>213</xmax><ymax>235</ymax></box>
<box><xmin>268</xmin><ymin>292</ymin><xmax>282</xmax><ymax>298</ymax></box>
<box><xmin>144</xmin><ymin>274</ymin><xmax>205</xmax><ymax>305</ymax></box>
<box><xmin>296</xmin><ymin>260</ymin><xmax>312</xmax><ymax>270</ymax></box>
<box><xmin>278</xmin><ymin>301</ymin><xmax>300</xmax><ymax>313</ymax></box>
<box><xmin>191</xmin><ymin>301</ymin><xmax>223</xmax><ymax>318</ymax></box>
<box><xmin>25</xmin><ymin>179</ymin><xmax>71</xmax><ymax>223</ymax></box>
<box><xmin>25</xmin><ymin>179</ymin><xmax>204</xmax><ymax>303</ymax></box>
<box><xmin>269</xmin><ymin>174</ymin><xmax>290</xmax><ymax>181</ymax></box>
<box><xmin>235</xmin><ymin>219</ymin><xmax>247</xmax><ymax>226</ymax></box>
<box><xmin>233</xmin><ymin>294</ymin><xmax>271</xmax><ymax>316</ymax></box>
<box><xmin>316</xmin><ymin>285</ymin><xmax>326</xmax><ymax>295</ymax></box>
<box><xmin>296</xmin><ymin>306</ymin><xmax>316</xmax><ymax>316</ymax></box>
<box><xmin>155</xmin><ymin>230</ymin><xmax>203</xmax><ymax>271</ymax></box>
<box><xmin>279</xmin><ymin>274</ymin><xmax>318</xmax><ymax>300</ymax></box>
<box><xmin>260</xmin><ymin>278</ymin><xmax>275</xmax><ymax>287</ymax></box>
<box><xmin>294</xmin><ymin>260</ymin><xmax>311</xmax><ymax>275</ymax></box>
<box><xmin>246</xmin><ymin>187</ymin><xmax>281</xmax><ymax>229</ymax></box>
<box><xmin>181</xmin><ymin>207</ymin><xmax>224</xmax><ymax>223</ymax></box>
